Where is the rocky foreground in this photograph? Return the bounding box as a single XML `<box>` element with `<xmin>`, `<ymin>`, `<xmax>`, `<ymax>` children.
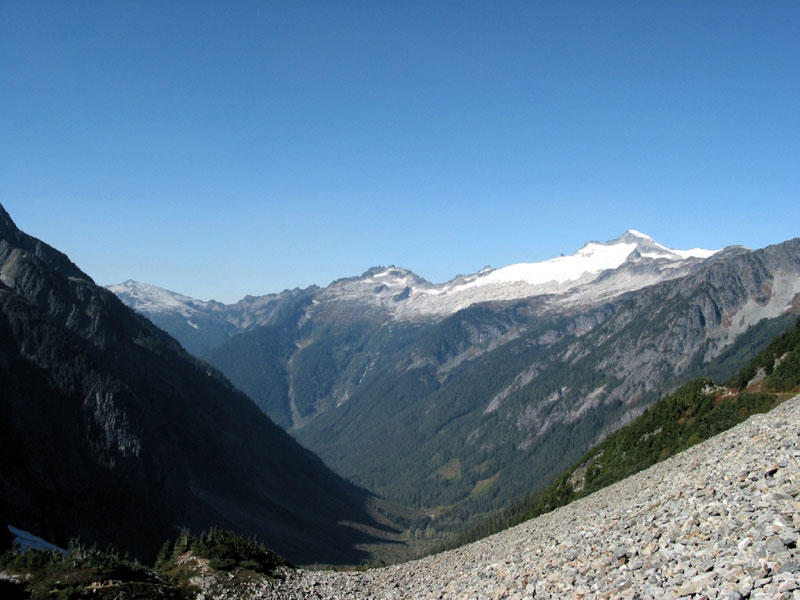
<box><xmin>242</xmin><ymin>394</ymin><xmax>800</xmax><ymax>599</ymax></box>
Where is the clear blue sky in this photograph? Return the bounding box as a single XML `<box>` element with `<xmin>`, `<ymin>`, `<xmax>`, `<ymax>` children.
<box><xmin>2</xmin><ymin>1</ymin><xmax>798</xmax><ymax>303</ymax></box>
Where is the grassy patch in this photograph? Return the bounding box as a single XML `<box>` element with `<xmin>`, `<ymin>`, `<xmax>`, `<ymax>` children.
<box><xmin>469</xmin><ymin>473</ymin><xmax>500</xmax><ymax>497</ymax></box>
<box><xmin>434</xmin><ymin>458</ymin><xmax>462</xmax><ymax>481</ymax></box>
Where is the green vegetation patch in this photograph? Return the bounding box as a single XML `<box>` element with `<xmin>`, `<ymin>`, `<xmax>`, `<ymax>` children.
<box><xmin>434</xmin><ymin>458</ymin><xmax>463</xmax><ymax>481</ymax></box>
<box><xmin>159</xmin><ymin>528</ymin><xmax>287</xmax><ymax>576</ymax></box>
<box><xmin>729</xmin><ymin>316</ymin><xmax>800</xmax><ymax>391</ymax></box>
<box><xmin>0</xmin><ymin>528</ymin><xmax>289</xmax><ymax>599</ymax></box>
<box><xmin>0</xmin><ymin>539</ymin><xmax>183</xmax><ymax>600</ymax></box>
<box><xmin>469</xmin><ymin>473</ymin><xmax>500</xmax><ymax>497</ymax></box>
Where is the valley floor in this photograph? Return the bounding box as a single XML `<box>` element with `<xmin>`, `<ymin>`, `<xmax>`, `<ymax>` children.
<box><xmin>235</xmin><ymin>393</ymin><xmax>800</xmax><ymax>599</ymax></box>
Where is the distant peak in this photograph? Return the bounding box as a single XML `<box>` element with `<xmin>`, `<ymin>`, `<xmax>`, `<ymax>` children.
<box><xmin>109</xmin><ymin>280</ymin><xmax>162</xmax><ymax>292</ymax></box>
<box><xmin>626</xmin><ymin>229</ymin><xmax>653</xmax><ymax>240</ymax></box>
<box><xmin>361</xmin><ymin>265</ymin><xmax>402</xmax><ymax>278</ymax></box>
<box><xmin>606</xmin><ymin>230</ymin><xmax>656</xmax><ymax>245</ymax></box>
<box><xmin>0</xmin><ymin>202</ymin><xmax>18</xmax><ymax>234</ymax></box>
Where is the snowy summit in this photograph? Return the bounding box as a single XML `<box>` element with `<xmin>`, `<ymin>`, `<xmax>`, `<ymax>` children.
<box><xmin>310</xmin><ymin>230</ymin><xmax>721</xmax><ymax>318</ymax></box>
<box><xmin>474</xmin><ymin>230</ymin><xmax>717</xmax><ymax>288</ymax></box>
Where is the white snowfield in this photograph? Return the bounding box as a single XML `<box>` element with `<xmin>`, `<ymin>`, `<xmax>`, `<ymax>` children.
<box><xmin>471</xmin><ymin>241</ymin><xmax>639</xmax><ymax>286</ymax></box>
<box><xmin>430</xmin><ymin>230</ymin><xmax>718</xmax><ymax>291</ymax></box>
<box><xmin>317</xmin><ymin>230</ymin><xmax>722</xmax><ymax>318</ymax></box>
<box><xmin>7</xmin><ymin>525</ymin><xmax>66</xmax><ymax>554</ymax></box>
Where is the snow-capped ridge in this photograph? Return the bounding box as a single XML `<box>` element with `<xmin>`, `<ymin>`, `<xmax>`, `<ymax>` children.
<box><xmin>626</xmin><ymin>229</ymin><xmax>653</xmax><ymax>240</ymax></box>
<box><xmin>468</xmin><ymin>240</ymin><xmax>637</xmax><ymax>288</ymax></box>
<box><xmin>110</xmin><ymin>231</ymin><xmax>722</xmax><ymax>323</ymax></box>
<box><xmin>453</xmin><ymin>230</ymin><xmax>717</xmax><ymax>290</ymax></box>
<box><xmin>307</xmin><ymin>230</ymin><xmax>722</xmax><ymax>318</ymax></box>
<box><xmin>107</xmin><ymin>279</ymin><xmax>218</xmax><ymax>317</ymax></box>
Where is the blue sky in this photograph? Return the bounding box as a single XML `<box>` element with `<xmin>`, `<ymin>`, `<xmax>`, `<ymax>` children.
<box><xmin>2</xmin><ymin>2</ymin><xmax>798</xmax><ymax>303</ymax></box>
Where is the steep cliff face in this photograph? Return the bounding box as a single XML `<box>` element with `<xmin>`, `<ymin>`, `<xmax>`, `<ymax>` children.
<box><xmin>0</xmin><ymin>203</ymin><xmax>386</xmax><ymax>565</ymax></box>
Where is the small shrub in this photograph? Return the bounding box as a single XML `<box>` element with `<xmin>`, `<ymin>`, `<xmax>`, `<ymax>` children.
<box><xmin>172</xmin><ymin>528</ymin><xmax>288</xmax><ymax>576</ymax></box>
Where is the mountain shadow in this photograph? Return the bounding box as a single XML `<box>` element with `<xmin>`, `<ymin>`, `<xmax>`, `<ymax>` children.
<box><xmin>0</xmin><ymin>202</ymin><xmax>394</xmax><ymax>565</ymax></box>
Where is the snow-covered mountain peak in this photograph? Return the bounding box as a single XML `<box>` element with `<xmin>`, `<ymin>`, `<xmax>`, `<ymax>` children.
<box><xmin>363</xmin><ymin>266</ymin><xmax>424</xmax><ymax>284</ymax></box>
<box><xmin>383</xmin><ymin>230</ymin><xmax>722</xmax><ymax>317</ymax></box>
<box><xmin>315</xmin><ymin>265</ymin><xmax>433</xmax><ymax>311</ymax></box>
<box><xmin>610</xmin><ymin>229</ymin><xmax>654</xmax><ymax>244</ymax></box>
<box><xmin>598</xmin><ymin>230</ymin><xmax>719</xmax><ymax>261</ymax></box>
<box><xmin>626</xmin><ymin>229</ymin><xmax>653</xmax><ymax>240</ymax></box>
<box><xmin>108</xmin><ymin>280</ymin><xmax>216</xmax><ymax>317</ymax></box>
<box><xmin>469</xmin><ymin>240</ymin><xmax>637</xmax><ymax>288</ymax></box>
<box><xmin>457</xmin><ymin>230</ymin><xmax>714</xmax><ymax>290</ymax></box>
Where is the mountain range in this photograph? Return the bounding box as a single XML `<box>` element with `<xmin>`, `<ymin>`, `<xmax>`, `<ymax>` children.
<box><xmin>110</xmin><ymin>229</ymin><xmax>721</xmax><ymax>353</ymax></box>
<box><xmin>110</xmin><ymin>230</ymin><xmax>800</xmax><ymax>534</ymax></box>
<box><xmin>0</xmin><ymin>202</ymin><xmax>391</xmax><ymax>565</ymax></box>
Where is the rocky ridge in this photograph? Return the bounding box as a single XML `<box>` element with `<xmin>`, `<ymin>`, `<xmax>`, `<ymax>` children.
<box><xmin>236</xmin><ymin>394</ymin><xmax>800</xmax><ymax>599</ymax></box>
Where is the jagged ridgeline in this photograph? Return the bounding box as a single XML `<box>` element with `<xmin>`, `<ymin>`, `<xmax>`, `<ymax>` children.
<box><xmin>444</xmin><ymin>315</ymin><xmax>800</xmax><ymax>548</ymax></box>
<box><xmin>0</xmin><ymin>202</ymin><xmax>394</xmax><ymax>565</ymax></box>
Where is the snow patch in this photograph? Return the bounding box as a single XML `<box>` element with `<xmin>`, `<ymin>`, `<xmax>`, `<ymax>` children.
<box><xmin>626</xmin><ymin>229</ymin><xmax>653</xmax><ymax>240</ymax></box>
<box><xmin>107</xmin><ymin>280</ymin><xmax>211</xmax><ymax>317</ymax></box>
<box><xmin>8</xmin><ymin>525</ymin><xmax>66</xmax><ymax>554</ymax></box>
<box><xmin>466</xmin><ymin>242</ymin><xmax>638</xmax><ymax>288</ymax></box>
<box><xmin>671</xmin><ymin>247</ymin><xmax>719</xmax><ymax>259</ymax></box>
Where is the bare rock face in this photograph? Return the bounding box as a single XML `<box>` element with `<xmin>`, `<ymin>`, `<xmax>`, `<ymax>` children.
<box><xmin>250</xmin><ymin>394</ymin><xmax>800</xmax><ymax>599</ymax></box>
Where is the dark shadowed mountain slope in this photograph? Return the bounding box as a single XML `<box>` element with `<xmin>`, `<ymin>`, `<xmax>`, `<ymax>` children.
<box><xmin>0</xmin><ymin>203</ymin><xmax>390</xmax><ymax>565</ymax></box>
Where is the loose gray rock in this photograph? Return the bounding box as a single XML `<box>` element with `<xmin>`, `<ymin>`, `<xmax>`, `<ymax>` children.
<box><xmin>231</xmin><ymin>394</ymin><xmax>800</xmax><ymax>599</ymax></box>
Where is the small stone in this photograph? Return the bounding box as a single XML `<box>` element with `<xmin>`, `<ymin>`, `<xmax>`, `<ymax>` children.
<box><xmin>738</xmin><ymin>537</ymin><xmax>753</xmax><ymax>550</ymax></box>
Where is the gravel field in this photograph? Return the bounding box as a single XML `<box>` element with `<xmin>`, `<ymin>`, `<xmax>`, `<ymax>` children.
<box><xmin>210</xmin><ymin>393</ymin><xmax>800</xmax><ymax>599</ymax></box>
